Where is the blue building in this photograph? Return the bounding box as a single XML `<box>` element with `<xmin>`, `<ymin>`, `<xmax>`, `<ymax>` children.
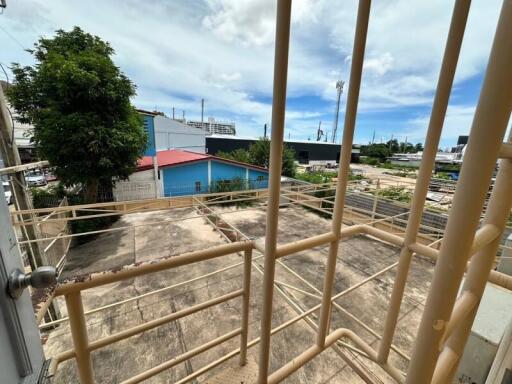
<box><xmin>137</xmin><ymin>149</ymin><xmax>268</xmax><ymax>197</ymax></box>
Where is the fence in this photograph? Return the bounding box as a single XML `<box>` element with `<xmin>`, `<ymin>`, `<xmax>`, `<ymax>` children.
<box><xmin>36</xmin><ymin>197</ymin><xmax>72</xmax><ymax>274</ymax></box>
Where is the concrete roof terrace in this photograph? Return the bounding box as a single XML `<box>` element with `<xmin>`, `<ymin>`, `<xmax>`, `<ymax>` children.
<box><xmin>41</xmin><ymin>196</ymin><xmax>437</xmax><ymax>384</ymax></box>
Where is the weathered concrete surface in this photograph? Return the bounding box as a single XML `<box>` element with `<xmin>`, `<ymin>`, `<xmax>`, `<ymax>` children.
<box><xmin>43</xmin><ymin>204</ymin><xmax>435</xmax><ymax>383</ymax></box>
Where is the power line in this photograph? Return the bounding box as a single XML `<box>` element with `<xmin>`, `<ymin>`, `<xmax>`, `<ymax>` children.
<box><xmin>0</xmin><ymin>24</ymin><xmax>28</xmax><ymax>51</ymax></box>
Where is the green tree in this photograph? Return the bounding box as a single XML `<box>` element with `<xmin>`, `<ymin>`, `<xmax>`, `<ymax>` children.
<box><xmin>7</xmin><ymin>27</ymin><xmax>146</xmax><ymax>202</ymax></box>
<box><xmin>217</xmin><ymin>148</ymin><xmax>251</xmax><ymax>164</ymax></box>
<box><xmin>386</xmin><ymin>139</ymin><xmax>399</xmax><ymax>153</ymax></box>
<box><xmin>414</xmin><ymin>142</ymin><xmax>424</xmax><ymax>152</ymax></box>
<box><xmin>360</xmin><ymin>143</ymin><xmax>391</xmax><ymax>160</ymax></box>
<box><xmin>248</xmin><ymin>138</ymin><xmax>296</xmax><ymax>177</ymax></box>
<box><xmin>216</xmin><ymin>138</ymin><xmax>296</xmax><ymax>177</ymax></box>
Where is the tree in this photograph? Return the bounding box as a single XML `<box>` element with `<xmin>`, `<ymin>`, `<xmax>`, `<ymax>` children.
<box><xmin>360</xmin><ymin>143</ymin><xmax>391</xmax><ymax>160</ymax></box>
<box><xmin>217</xmin><ymin>148</ymin><xmax>251</xmax><ymax>164</ymax></box>
<box><xmin>386</xmin><ymin>139</ymin><xmax>399</xmax><ymax>153</ymax></box>
<box><xmin>7</xmin><ymin>27</ymin><xmax>147</xmax><ymax>202</ymax></box>
<box><xmin>216</xmin><ymin>138</ymin><xmax>297</xmax><ymax>178</ymax></box>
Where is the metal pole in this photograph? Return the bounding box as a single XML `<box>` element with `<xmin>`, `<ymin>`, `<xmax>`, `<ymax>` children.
<box><xmin>257</xmin><ymin>0</ymin><xmax>292</xmax><ymax>382</ymax></box>
<box><xmin>377</xmin><ymin>0</ymin><xmax>471</xmax><ymax>363</ymax></box>
<box><xmin>240</xmin><ymin>248</ymin><xmax>252</xmax><ymax>365</ymax></box>
<box><xmin>65</xmin><ymin>292</ymin><xmax>94</xmax><ymax>384</ymax></box>
<box><xmin>316</xmin><ymin>0</ymin><xmax>371</xmax><ymax>347</ymax></box>
<box><xmin>406</xmin><ymin>0</ymin><xmax>512</xmax><ymax>380</ymax></box>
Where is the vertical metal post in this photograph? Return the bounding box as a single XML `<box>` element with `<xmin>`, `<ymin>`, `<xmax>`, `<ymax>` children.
<box><xmin>65</xmin><ymin>292</ymin><xmax>94</xmax><ymax>384</ymax></box>
<box><xmin>407</xmin><ymin>0</ymin><xmax>512</xmax><ymax>381</ymax></box>
<box><xmin>377</xmin><ymin>0</ymin><xmax>471</xmax><ymax>363</ymax></box>
<box><xmin>441</xmin><ymin>133</ymin><xmax>512</xmax><ymax>382</ymax></box>
<box><xmin>257</xmin><ymin>1</ymin><xmax>292</xmax><ymax>382</ymax></box>
<box><xmin>371</xmin><ymin>179</ymin><xmax>379</xmax><ymax>221</ymax></box>
<box><xmin>316</xmin><ymin>0</ymin><xmax>371</xmax><ymax>347</ymax></box>
<box><xmin>240</xmin><ymin>248</ymin><xmax>252</xmax><ymax>365</ymax></box>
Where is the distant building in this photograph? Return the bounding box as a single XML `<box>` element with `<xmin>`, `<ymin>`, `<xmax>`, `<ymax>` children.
<box><xmin>187</xmin><ymin>117</ymin><xmax>236</xmax><ymax>136</ymax></box>
<box><xmin>457</xmin><ymin>135</ymin><xmax>469</xmax><ymax>146</ymax></box>
<box><xmin>114</xmin><ymin>149</ymin><xmax>268</xmax><ymax>200</ymax></box>
<box><xmin>205</xmin><ymin>135</ymin><xmax>361</xmax><ymax>164</ymax></box>
<box><xmin>387</xmin><ymin>152</ymin><xmax>462</xmax><ymax>168</ymax></box>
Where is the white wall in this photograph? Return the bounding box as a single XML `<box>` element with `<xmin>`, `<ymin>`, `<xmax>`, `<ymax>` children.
<box><xmin>154</xmin><ymin>115</ymin><xmax>205</xmax><ymax>153</ymax></box>
<box><xmin>113</xmin><ymin>169</ymin><xmax>161</xmax><ymax>201</ymax></box>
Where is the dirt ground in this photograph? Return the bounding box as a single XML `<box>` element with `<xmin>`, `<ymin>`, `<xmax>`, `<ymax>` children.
<box><xmin>44</xmin><ymin>203</ymin><xmax>435</xmax><ymax>383</ymax></box>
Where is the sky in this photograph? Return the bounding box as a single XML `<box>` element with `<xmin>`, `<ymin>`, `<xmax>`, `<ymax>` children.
<box><xmin>0</xmin><ymin>0</ymin><xmax>509</xmax><ymax>148</ymax></box>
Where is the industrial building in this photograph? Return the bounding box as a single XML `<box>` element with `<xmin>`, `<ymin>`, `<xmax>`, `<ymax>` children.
<box><xmin>2</xmin><ymin>1</ymin><xmax>512</xmax><ymax>384</ymax></box>
<box><xmin>206</xmin><ymin>135</ymin><xmax>361</xmax><ymax>165</ymax></box>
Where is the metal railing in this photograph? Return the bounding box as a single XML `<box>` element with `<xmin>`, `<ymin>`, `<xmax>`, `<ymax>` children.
<box><xmin>49</xmin><ymin>241</ymin><xmax>253</xmax><ymax>384</ymax></box>
<box><xmin>257</xmin><ymin>0</ymin><xmax>512</xmax><ymax>383</ymax></box>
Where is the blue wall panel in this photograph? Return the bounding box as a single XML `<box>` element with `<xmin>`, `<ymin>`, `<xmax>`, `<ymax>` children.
<box><xmin>142</xmin><ymin>114</ymin><xmax>156</xmax><ymax>156</ymax></box>
<box><xmin>211</xmin><ymin>160</ymin><xmax>247</xmax><ymax>183</ymax></box>
<box><xmin>249</xmin><ymin>169</ymin><xmax>269</xmax><ymax>189</ymax></box>
<box><xmin>162</xmin><ymin>161</ymin><xmax>208</xmax><ymax>196</ymax></box>
<box><xmin>162</xmin><ymin>159</ymin><xmax>268</xmax><ymax>197</ymax></box>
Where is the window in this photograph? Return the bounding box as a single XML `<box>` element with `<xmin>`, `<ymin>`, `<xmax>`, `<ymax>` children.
<box><xmin>195</xmin><ymin>181</ymin><xmax>201</xmax><ymax>192</ymax></box>
<box><xmin>257</xmin><ymin>175</ymin><xmax>265</xmax><ymax>181</ymax></box>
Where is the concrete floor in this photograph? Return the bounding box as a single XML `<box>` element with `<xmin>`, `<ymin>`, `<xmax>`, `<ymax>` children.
<box><xmin>44</xmin><ymin>203</ymin><xmax>435</xmax><ymax>383</ymax></box>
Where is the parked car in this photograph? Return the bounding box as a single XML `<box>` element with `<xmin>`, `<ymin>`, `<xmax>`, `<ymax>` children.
<box><xmin>2</xmin><ymin>181</ymin><xmax>13</xmax><ymax>205</ymax></box>
<box><xmin>44</xmin><ymin>168</ymin><xmax>58</xmax><ymax>182</ymax></box>
<box><xmin>25</xmin><ymin>170</ymin><xmax>47</xmax><ymax>187</ymax></box>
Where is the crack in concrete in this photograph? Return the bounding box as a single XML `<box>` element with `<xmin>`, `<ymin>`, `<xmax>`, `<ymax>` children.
<box><xmin>170</xmin><ymin>301</ymin><xmax>194</xmax><ymax>376</ymax></box>
<box><xmin>132</xmin><ymin>283</ymin><xmax>146</xmax><ymax>322</ymax></box>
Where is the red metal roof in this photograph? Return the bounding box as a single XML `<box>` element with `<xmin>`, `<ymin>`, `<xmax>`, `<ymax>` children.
<box><xmin>137</xmin><ymin>149</ymin><xmax>268</xmax><ymax>172</ymax></box>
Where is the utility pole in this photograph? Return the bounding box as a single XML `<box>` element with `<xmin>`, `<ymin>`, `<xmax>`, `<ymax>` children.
<box><xmin>264</xmin><ymin>123</ymin><xmax>267</xmax><ymax>139</ymax></box>
<box><xmin>371</xmin><ymin>129</ymin><xmax>376</xmax><ymax>144</ymax></box>
<box><xmin>201</xmin><ymin>99</ymin><xmax>204</xmax><ymax>123</ymax></box>
<box><xmin>172</xmin><ymin>107</ymin><xmax>175</xmax><ymax>120</ymax></box>
<box><xmin>331</xmin><ymin>80</ymin><xmax>344</xmax><ymax>143</ymax></box>
<box><xmin>182</xmin><ymin>110</ymin><xmax>185</xmax><ymax>120</ymax></box>
<box><xmin>0</xmin><ymin>85</ymin><xmax>45</xmax><ymax>269</ymax></box>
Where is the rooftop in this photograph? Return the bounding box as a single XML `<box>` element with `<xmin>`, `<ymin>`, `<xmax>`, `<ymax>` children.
<box><xmin>137</xmin><ymin>149</ymin><xmax>268</xmax><ymax>172</ymax></box>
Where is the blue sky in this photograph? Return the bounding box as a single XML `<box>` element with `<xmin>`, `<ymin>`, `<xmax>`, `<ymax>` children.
<box><xmin>0</xmin><ymin>0</ymin><xmax>509</xmax><ymax>148</ymax></box>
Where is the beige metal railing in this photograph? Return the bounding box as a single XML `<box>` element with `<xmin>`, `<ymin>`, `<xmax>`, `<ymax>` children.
<box><xmin>257</xmin><ymin>0</ymin><xmax>512</xmax><ymax>383</ymax></box>
<box><xmin>49</xmin><ymin>241</ymin><xmax>253</xmax><ymax>384</ymax></box>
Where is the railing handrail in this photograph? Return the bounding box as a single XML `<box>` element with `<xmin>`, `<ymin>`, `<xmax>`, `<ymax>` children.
<box><xmin>54</xmin><ymin>240</ymin><xmax>252</xmax><ymax>296</ymax></box>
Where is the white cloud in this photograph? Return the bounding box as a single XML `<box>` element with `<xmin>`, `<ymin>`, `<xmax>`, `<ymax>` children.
<box><xmin>0</xmin><ymin>0</ymin><xmax>504</xmax><ymax>143</ymax></box>
<box><xmin>404</xmin><ymin>105</ymin><xmax>476</xmax><ymax>144</ymax></box>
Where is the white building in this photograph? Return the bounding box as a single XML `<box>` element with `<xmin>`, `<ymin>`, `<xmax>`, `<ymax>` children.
<box><xmin>387</xmin><ymin>151</ymin><xmax>462</xmax><ymax>167</ymax></box>
<box><xmin>153</xmin><ymin>115</ymin><xmax>205</xmax><ymax>153</ymax></box>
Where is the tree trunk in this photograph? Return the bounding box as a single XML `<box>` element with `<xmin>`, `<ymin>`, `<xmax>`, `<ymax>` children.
<box><xmin>85</xmin><ymin>179</ymin><xmax>99</xmax><ymax>203</ymax></box>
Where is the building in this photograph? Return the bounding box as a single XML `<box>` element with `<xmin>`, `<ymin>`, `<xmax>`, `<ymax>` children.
<box><xmin>206</xmin><ymin>135</ymin><xmax>361</xmax><ymax>164</ymax></box>
<box><xmin>138</xmin><ymin>109</ymin><xmax>206</xmax><ymax>155</ymax></box>
<box><xmin>114</xmin><ymin>149</ymin><xmax>269</xmax><ymax>199</ymax></box>
<box><xmin>187</xmin><ymin>117</ymin><xmax>236</xmax><ymax>135</ymax></box>
<box><xmin>387</xmin><ymin>151</ymin><xmax>462</xmax><ymax>168</ymax></box>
